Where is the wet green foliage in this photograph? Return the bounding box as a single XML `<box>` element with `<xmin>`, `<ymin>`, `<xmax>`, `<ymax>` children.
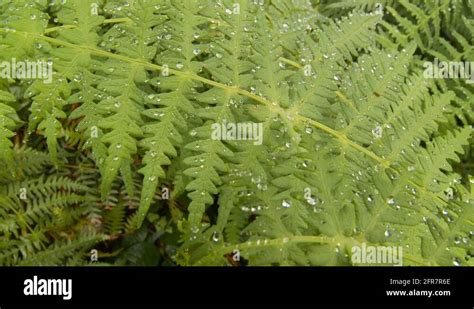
<box><xmin>0</xmin><ymin>0</ymin><xmax>472</xmax><ymax>266</ymax></box>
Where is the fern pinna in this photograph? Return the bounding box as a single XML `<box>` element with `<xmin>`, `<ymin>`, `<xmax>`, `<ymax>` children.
<box><xmin>0</xmin><ymin>0</ymin><xmax>472</xmax><ymax>266</ymax></box>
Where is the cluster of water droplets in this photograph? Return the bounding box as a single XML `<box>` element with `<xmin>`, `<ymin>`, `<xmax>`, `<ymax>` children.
<box><xmin>241</xmin><ymin>205</ymin><xmax>263</xmax><ymax>213</ymax></box>
<box><xmin>251</xmin><ymin>176</ymin><xmax>268</xmax><ymax>191</ymax></box>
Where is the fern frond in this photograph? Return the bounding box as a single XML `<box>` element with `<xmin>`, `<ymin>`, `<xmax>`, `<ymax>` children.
<box><xmin>0</xmin><ymin>0</ymin><xmax>472</xmax><ymax>267</ymax></box>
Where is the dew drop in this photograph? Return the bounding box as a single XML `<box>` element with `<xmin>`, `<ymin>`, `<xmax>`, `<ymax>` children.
<box><xmin>211</xmin><ymin>231</ymin><xmax>219</xmax><ymax>242</ymax></box>
<box><xmin>452</xmin><ymin>257</ymin><xmax>461</xmax><ymax>266</ymax></box>
<box><xmin>445</xmin><ymin>187</ymin><xmax>454</xmax><ymax>200</ymax></box>
<box><xmin>372</xmin><ymin>125</ymin><xmax>383</xmax><ymax>138</ymax></box>
<box><xmin>306</xmin><ymin>195</ymin><xmax>317</xmax><ymax>206</ymax></box>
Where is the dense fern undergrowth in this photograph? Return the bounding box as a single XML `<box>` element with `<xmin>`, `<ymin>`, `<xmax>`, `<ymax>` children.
<box><xmin>0</xmin><ymin>0</ymin><xmax>472</xmax><ymax>266</ymax></box>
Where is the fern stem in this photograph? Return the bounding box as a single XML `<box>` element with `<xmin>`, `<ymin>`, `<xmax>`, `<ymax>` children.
<box><xmin>44</xmin><ymin>25</ymin><xmax>77</xmax><ymax>34</ymax></box>
<box><xmin>195</xmin><ymin>235</ymin><xmax>335</xmax><ymax>265</ymax></box>
<box><xmin>102</xmin><ymin>17</ymin><xmax>132</xmax><ymax>24</ymax></box>
<box><xmin>295</xmin><ymin>114</ymin><xmax>390</xmax><ymax>167</ymax></box>
<box><xmin>278</xmin><ymin>57</ymin><xmax>302</xmax><ymax>69</ymax></box>
<box><xmin>44</xmin><ymin>17</ymin><xmax>132</xmax><ymax>34</ymax></box>
<box><xmin>200</xmin><ymin>234</ymin><xmax>435</xmax><ymax>266</ymax></box>
<box><xmin>335</xmin><ymin>91</ymin><xmax>357</xmax><ymax>112</ymax></box>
